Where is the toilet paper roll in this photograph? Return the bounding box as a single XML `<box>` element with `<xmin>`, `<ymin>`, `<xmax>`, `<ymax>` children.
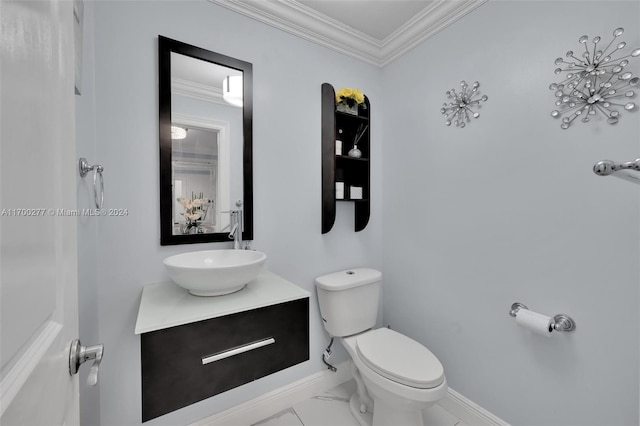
<box><xmin>515</xmin><ymin>309</ymin><xmax>553</xmax><ymax>336</ymax></box>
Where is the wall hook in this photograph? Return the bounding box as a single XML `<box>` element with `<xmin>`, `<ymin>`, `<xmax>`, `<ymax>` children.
<box><xmin>593</xmin><ymin>158</ymin><xmax>640</xmax><ymax>176</ymax></box>
<box><xmin>593</xmin><ymin>158</ymin><xmax>640</xmax><ymax>185</ymax></box>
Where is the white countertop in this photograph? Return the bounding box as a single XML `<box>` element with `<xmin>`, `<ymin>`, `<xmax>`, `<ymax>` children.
<box><xmin>135</xmin><ymin>269</ymin><xmax>310</xmax><ymax>334</ymax></box>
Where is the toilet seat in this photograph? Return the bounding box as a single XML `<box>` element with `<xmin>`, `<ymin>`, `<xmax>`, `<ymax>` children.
<box><xmin>356</xmin><ymin>328</ymin><xmax>444</xmax><ymax>389</ymax></box>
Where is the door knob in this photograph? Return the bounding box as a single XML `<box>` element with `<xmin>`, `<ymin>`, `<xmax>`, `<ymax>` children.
<box><xmin>69</xmin><ymin>339</ymin><xmax>103</xmax><ymax>386</ymax></box>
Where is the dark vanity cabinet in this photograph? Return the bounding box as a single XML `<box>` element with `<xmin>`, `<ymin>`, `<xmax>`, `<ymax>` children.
<box><xmin>135</xmin><ymin>271</ymin><xmax>310</xmax><ymax>422</ymax></box>
<box><xmin>141</xmin><ymin>299</ymin><xmax>308</xmax><ymax>421</ymax></box>
<box><xmin>321</xmin><ymin>83</ymin><xmax>371</xmax><ymax>233</ymax></box>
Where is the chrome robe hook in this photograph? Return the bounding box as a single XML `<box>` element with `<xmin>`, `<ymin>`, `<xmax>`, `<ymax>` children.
<box><xmin>593</xmin><ymin>158</ymin><xmax>640</xmax><ymax>176</ymax></box>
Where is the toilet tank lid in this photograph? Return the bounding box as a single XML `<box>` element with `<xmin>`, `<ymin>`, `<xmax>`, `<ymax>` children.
<box><xmin>315</xmin><ymin>268</ymin><xmax>381</xmax><ymax>291</ymax></box>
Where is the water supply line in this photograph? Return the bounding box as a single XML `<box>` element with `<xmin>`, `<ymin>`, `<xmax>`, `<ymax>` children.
<box><xmin>322</xmin><ymin>337</ymin><xmax>337</xmax><ymax>372</ymax></box>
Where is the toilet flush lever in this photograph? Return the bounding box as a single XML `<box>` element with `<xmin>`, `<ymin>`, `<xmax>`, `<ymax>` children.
<box><xmin>69</xmin><ymin>339</ymin><xmax>104</xmax><ymax>386</ymax></box>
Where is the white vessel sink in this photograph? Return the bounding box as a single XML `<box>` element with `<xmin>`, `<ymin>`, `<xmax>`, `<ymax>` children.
<box><xmin>163</xmin><ymin>250</ymin><xmax>267</xmax><ymax>296</ymax></box>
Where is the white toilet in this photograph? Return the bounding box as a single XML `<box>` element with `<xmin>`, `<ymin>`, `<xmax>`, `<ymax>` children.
<box><xmin>315</xmin><ymin>268</ymin><xmax>447</xmax><ymax>426</ymax></box>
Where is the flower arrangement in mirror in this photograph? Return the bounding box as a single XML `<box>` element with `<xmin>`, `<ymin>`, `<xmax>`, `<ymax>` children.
<box><xmin>550</xmin><ymin>27</ymin><xmax>639</xmax><ymax>129</ymax></box>
<box><xmin>178</xmin><ymin>193</ymin><xmax>209</xmax><ymax>234</ymax></box>
<box><xmin>335</xmin><ymin>87</ymin><xmax>366</xmax><ymax>115</ymax></box>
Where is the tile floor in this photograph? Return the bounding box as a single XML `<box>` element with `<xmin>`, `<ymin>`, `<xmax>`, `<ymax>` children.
<box><xmin>252</xmin><ymin>381</ymin><xmax>468</xmax><ymax>426</ymax></box>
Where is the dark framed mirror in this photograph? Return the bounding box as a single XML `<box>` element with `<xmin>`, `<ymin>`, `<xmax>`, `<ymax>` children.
<box><xmin>159</xmin><ymin>36</ymin><xmax>253</xmax><ymax>245</ymax></box>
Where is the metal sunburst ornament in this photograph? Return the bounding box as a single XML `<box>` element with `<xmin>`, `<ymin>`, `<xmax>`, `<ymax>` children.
<box><xmin>550</xmin><ymin>27</ymin><xmax>640</xmax><ymax>129</ymax></box>
<box><xmin>440</xmin><ymin>81</ymin><xmax>488</xmax><ymax>128</ymax></box>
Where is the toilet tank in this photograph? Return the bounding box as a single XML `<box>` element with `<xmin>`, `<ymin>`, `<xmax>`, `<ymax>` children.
<box><xmin>315</xmin><ymin>268</ymin><xmax>381</xmax><ymax>337</ymax></box>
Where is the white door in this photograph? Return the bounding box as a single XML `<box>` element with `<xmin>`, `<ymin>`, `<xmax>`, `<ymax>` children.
<box><xmin>1</xmin><ymin>0</ymin><xmax>80</xmax><ymax>424</ymax></box>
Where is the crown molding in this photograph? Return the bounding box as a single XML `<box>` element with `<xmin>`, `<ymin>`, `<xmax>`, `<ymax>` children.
<box><xmin>209</xmin><ymin>0</ymin><xmax>381</xmax><ymax>65</ymax></box>
<box><xmin>379</xmin><ymin>0</ymin><xmax>488</xmax><ymax>66</ymax></box>
<box><xmin>208</xmin><ymin>0</ymin><xmax>487</xmax><ymax>67</ymax></box>
<box><xmin>172</xmin><ymin>77</ymin><xmax>229</xmax><ymax>107</ymax></box>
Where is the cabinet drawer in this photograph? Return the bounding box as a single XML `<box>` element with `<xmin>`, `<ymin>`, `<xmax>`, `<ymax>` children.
<box><xmin>141</xmin><ymin>298</ymin><xmax>309</xmax><ymax>422</ymax></box>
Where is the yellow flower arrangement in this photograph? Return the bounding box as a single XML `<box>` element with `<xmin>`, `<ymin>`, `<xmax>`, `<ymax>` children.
<box><xmin>335</xmin><ymin>87</ymin><xmax>366</xmax><ymax>108</ymax></box>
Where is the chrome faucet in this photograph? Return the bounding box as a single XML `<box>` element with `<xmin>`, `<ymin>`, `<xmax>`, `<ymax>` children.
<box><xmin>228</xmin><ymin>210</ymin><xmax>243</xmax><ymax>249</ymax></box>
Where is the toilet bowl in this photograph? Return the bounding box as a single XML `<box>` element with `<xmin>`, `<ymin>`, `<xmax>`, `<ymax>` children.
<box><xmin>341</xmin><ymin>328</ymin><xmax>447</xmax><ymax>426</ymax></box>
<box><xmin>315</xmin><ymin>269</ymin><xmax>448</xmax><ymax>426</ymax></box>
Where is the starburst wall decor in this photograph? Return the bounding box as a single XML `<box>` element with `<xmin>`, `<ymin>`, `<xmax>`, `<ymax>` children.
<box><xmin>440</xmin><ymin>81</ymin><xmax>488</xmax><ymax>128</ymax></box>
<box><xmin>550</xmin><ymin>27</ymin><xmax>639</xmax><ymax>129</ymax></box>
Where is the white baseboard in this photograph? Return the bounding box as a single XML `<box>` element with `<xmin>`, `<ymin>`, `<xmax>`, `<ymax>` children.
<box><xmin>439</xmin><ymin>388</ymin><xmax>510</xmax><ymax>426</ymax></box>
<box><xmin>191</xmin><ymin>361</ymin><xmax>509</xmax><ymax>426</ymax></box>
<box><xmin>191</xmin><ymin>361</ymin><xmax>352</xmax><ymax>426</ymax></box>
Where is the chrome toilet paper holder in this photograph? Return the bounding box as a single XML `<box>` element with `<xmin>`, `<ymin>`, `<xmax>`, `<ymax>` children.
<box><xmin>509</xmin><ymin>302</ymin><xmax>576</xmax><ymax>332</ymax></box>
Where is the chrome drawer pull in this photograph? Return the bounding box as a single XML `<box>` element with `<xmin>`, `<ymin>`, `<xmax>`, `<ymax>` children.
<box><xmin>201</xmin><ymin>337</ymin><xmax>276</xmax><ymax>365</ymax></box>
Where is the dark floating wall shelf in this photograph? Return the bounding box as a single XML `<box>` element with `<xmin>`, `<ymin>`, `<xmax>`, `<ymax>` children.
<box><xmin>321</xmin><ymin>83</ymin><xmax>370</xmax><ymax>233</ymax></box>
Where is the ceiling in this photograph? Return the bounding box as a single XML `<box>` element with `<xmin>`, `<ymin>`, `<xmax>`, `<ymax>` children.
<box><xmin>297</xmin><ymin>0</ymin><xmax>435</xmax><ymax>41</ymax></box>
<box><xmin>209</xmin><ymin>0</ymin><xmax>487</xmax><ymax>66</ymax></box>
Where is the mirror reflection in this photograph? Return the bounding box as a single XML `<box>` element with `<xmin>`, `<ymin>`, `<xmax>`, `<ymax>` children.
<box><xmin>170</xmin><ymin>52</ymin><xmax>243</xmax><ymax>235</ymax></box>
<box><xmin>171</xmin><ymin>127</ymin><xmax>224</xmax><ymax>234</ymax></box>
<box><xmin>159</xmin><ymin>37</ymin><xmax>253</xmax><ymax>245</ymax></box>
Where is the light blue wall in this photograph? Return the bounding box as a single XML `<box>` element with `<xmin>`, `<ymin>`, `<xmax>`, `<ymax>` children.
<box><xmin>85</xmin><ymin>1</ymin><xmax>382</xmax><ymax>425</ymax></box>
<box><xmin>380</xmin><ymin>1</ymin><xmax>639</xmax><ymax>425</ymax></box>
<box><xmin>80</xmin><ymin>1</ymin><xmax>640</xmax><ymax>425</ymax></box>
